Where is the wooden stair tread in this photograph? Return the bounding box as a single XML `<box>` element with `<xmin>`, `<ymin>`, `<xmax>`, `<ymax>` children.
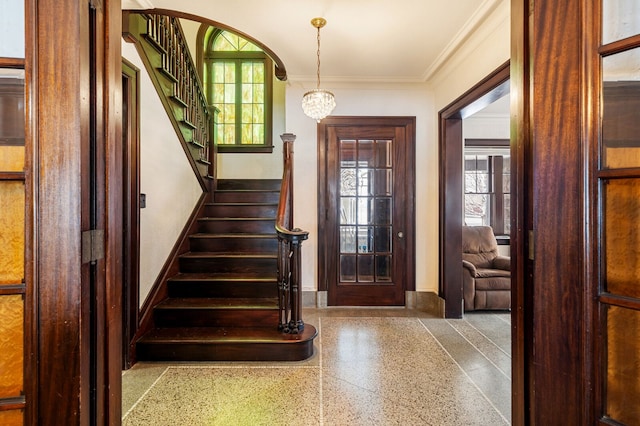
<box><xmin>205</xmin><ymin>202</ymin><xmax>278</xmax><ymax>206</ymax></box>
<box><xmin>190</xmin><ymin>233</ymin><xmax>276</xmax><ymax>238</ymax></box>
<box><xmin>157</xmin><ymin>297</ymin><xmax>278</xmax><ymax>309</ymax></box>
<box><xmin>139</xmin><ymin>325</ymin><xmax>317</xmax><ymax>344</ymax></box>
<box><xmin>199</xmin><ymin>217</ymin><xmax>274</xmax><ymax>221</ymax></box>
<box><xmin>168</xmin><ymin>273</ymin><xmax>277</xmax><ymax>282</ymax></box>
<box><xmin>180</xmin><ymin>251</ymin><xmax>277</xmax><ymax>258</ymax></box>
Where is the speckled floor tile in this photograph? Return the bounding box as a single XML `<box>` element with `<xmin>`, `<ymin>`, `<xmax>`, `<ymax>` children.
<box><xmin>320</xmin><ymin>317</ymin><xmax>509</xmax><ymax>425</ymax></box>
<box><xmin>122</xmin><ymin>311</ymin><xmax>511</xmax><ymax>425</ymax></box>
<box><xmin>123</xmin><ymin>366</ymin><xmax>320</xmax><ymax>426</ymax></box>
<box><xmin>421</xmin><ymin>317</ymin><xmax>511</xmax><ymax>420</ymax></box>
<box><xmin>122</xmin><ymin>363</ymin><xmax>169</xmax><ymax>414</ymax></box>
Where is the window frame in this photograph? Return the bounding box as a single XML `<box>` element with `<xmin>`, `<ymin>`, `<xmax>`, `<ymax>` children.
<box><xmin>464</xmin><ymin>138</ymin><xmax>511</xmax><ymax>241</ymax></box>
<box><xmin>203</xmin><ymin>29</ymin><xmax>274</xmax><ymax>153</ymax></box>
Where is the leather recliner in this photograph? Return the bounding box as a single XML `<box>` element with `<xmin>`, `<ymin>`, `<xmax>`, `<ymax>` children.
<box><xmin>462</xmin><ymin>226</ymin><xmax>511</xmax><ymax>311</ymax></box>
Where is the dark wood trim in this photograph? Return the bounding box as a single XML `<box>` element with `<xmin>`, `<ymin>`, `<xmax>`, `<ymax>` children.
<box><xmin>0</xmin><ymin>171</ymin><xmax>26</xmax><ymax>180</ymax></box>
<box><xmin>129</xmin><ymin>192</ymin><xmax>209</xmax><ymax>363</ymax></box>
<box><xmin>103</xmin><ymin>2</ymin><xmax>124</xmax><ymax>423</ymax></box>
<box><xmin>511</xmin><ymin>2</ymin><xmax>530</xmax><ymax>423</ymax></box>
<box><xmin>23</xmin><ymin>0</ymin><xmax>38</xmax><ymax>421</ymax></box>
<box><xmin>217</xmin><ymin>145</ymin><xmax>275</xmax><ymax>154</ymax></box>
<box><xmin>439</xmin><ymin>115</ymin><xmax>463</xmax><ymax>318</ymax></box>
<box><xmin>121</xmin><ymin>58</ymin><xmax>141</xmax><ymax>370</ymax></box>
<box><xmin>465</xmin><ymin>138</ymin><xmax>510</xmax><ymax>147</ymax></box>
<box><xmin>0</xmin><ymin>57</ymin><xmax>25</xmax><ymax>68</ymax></box>
<box><xmin>438</xmin><ymin>61</ymin><xmax>510</xmax><ymax>319</ymax></box>
<box><xmin>0</xmin><ymin>396</ymin><xmax>26</xmax><ymax>411</ymax></box>
<box><xmin>25</xmin><ymin>0</ymin><xmax>122</xmax><ymax>423</ymax></box>
<box><xmin>0</xmin><ymin>284</ymin><xmax>26</xmax><ymax>295</ymax></box>
<box><xmin>599</xmin><ymin>33</ymin><xmax>640</xmax><ymax>57</ymax></box>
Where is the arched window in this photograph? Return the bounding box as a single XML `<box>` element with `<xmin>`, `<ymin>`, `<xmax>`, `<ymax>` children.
<box><xmin>203</xmin><ymin>29</ymin><xmax>273</xmax><ymax>153</ymax></box>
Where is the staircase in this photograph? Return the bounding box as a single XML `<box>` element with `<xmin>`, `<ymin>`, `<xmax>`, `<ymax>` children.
<box><xmin>136</xmin><ymin>179</ymin><xmax>317</xmax><ymax>361</ymax></box>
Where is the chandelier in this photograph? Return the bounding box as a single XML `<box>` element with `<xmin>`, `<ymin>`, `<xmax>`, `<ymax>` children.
<box><xmin>301</xmin><ymin>17</ymin><xmax>336</xmax><ymax>122</ymax></box>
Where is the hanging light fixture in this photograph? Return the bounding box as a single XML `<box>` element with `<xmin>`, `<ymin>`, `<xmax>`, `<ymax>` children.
<box><xmin>302</xmin><ymin>17</ymin><xmax>336</xmax><ymax>122</ymax></box>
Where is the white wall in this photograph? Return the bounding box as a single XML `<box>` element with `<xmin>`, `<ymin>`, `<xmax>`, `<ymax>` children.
<box><xmin>0</xmin><ymin>0</ymin><xmax>24</xmax><ymax>58</ymax></box>
<box><xmin>122</xmin><ymin>41</ymin><xmax>203</xmax><ymax>308</ymax></box>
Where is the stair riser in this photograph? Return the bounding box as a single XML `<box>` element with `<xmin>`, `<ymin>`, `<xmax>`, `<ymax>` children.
<box><xmin>136</xmin><ymin>341</ymin><xmax>314</xmax><ymax>362</ymax></box>
<box><xmin>154</xmin><ymin>309</ymin><xmax>279</xmax><ymax>328</ymax></box>
<box><xmin>198</xmin><ymin>220</ymin><xmax>275</xmax><ymax>234</ymax></box>
<box><xmin>167</xmin><ymin>281</ymin><xmax>278</xmax><ymax>298</ymax></box>
<box><xmin>217</xmin><ymin>179</ymin><xmax>281</xmax><ymax>191</ymax></box>
<box><xmin>178</xmin><ymin>257</ymin><xmax>277</xmax><ymax>274</ymax></box>
<box><xmin>190</xmin><ymin>236</ymin><xmax>278</xmax><ymax>252</ymax></box>
<box><xmin>205</xmin><ymin>204</ymin><xmax>277</xmax><ymax>217</ymax></box>
<box><xmin>213</xmin><ymin>191</ymin><xmax>279</xmax><ymax>203</ymax></box>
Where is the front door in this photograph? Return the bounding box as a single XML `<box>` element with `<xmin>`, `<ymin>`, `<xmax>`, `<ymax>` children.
<box><xmin>319</xmin><ymin>117</ymin><xmax>415</xmax><ymax>306</ymax></box>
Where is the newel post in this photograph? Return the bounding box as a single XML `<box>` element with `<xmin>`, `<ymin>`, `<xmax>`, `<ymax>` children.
<box><xmin>276</xmin><ymin>133</ymin><xmax>309</xmax><ymax>334</ymax></box>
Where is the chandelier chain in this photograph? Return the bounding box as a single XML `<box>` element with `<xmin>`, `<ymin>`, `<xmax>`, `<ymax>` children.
<box><xmin>316</xmin><ymin>26</ymin><xmax>321</xmax><ymax>89</ymax></box>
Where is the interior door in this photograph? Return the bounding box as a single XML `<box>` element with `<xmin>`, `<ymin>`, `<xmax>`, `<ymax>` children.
<box><xmin>319</xmin><ymin>117</ymin><xmax>415</xmax><ymax>306</ymax></box>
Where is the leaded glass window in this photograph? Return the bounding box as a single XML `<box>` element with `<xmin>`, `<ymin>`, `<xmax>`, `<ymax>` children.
<box><xmin>203</xmin><ymin>29</ymin><xmax>273</xmax><ymax>152</ymax></box>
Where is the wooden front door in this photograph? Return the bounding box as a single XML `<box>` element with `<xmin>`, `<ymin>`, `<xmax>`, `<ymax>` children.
<box><xmin>319</xmin><ymin>117</ymin><xmax>415</xmax><ymax>306</ymax></box>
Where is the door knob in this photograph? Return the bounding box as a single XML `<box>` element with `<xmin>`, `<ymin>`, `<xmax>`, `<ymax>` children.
<box><xmin>397</xmin><ymin>231</ymin><xmax>404</xmax><ymax>238</ymax></box>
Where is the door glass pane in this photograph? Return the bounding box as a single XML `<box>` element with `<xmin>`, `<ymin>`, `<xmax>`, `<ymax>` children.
<box><xmin>0</xmin><ymin>409</ymin><xmax>23</xmax><ymax>426</ymax></box>
<box><xmin>603</xmin><ymin>178</ymin><xmax>640</xmax><ymax>299</ymax></box>
<box><xmin>0</xmin><ymin>181</ymin><xmax>25</xmax><ymax>284</ymax></box>
<box><xmin>357</xmin><ymin>197</ymin><xmax>373</xmax><ymax>224</ymax></box>
<box><xmin>357</xmin><ymin>169</ymin><xmax>373</xmax><ymax>196</ymax></box>
<box><xmin>340</xmin><ymin>255</ymin><xmax>356</xmax><ymax>282</ymax></box>
<box><xmin>602</xmin><ymin>49</ymin><xmax>640</xmax><ymax>169</ymax></box>
<box><xmin>357</xmin><ymin>140</ymin><xmax>375</xmax><ymax>166</ymax></box>
<box><xmin>602</xmin><ymin>0</ymin><xmax>640</xmax><ymax>44</ymax></box>
<box><xmin>605</xmin><ymin>305</ymin><xmax>640</xmax><ymax>425</ymax></box>
<box><xmin>340</xmin><ymin>197</ymin><xmax>356</xmax><ymax>224</ymax></box>
<box><xmin>340</xmin><ymin>168</ymin><xmax>356</xmax><ymax>196</ymax></box>
<box><xmin>375</xmin><ymin>227</ymin><xmax>392</xmax><ymax>253</ymax></box>
<box><xmin>0</xmin><ymin>295</ymin><xmax>23</xmax><ymax>398</ymax></box>
<box><xmin>338</xmin><ymin>137</ymin><xmax>394</xmax><ymax>283</ymax></box>
<box><xmin>374</xmin><ymin>198</ymin><xmax>392</xmax><ymax>224</ymax></box>
<box><xmin>357</xmin><ymin>255</ymin><xmax>374</xmax><ymax>282</ymax></box>
<box><xmin>374</xmin><ymin>169</ymin><xmax>392</xmax><ymax>196</ymax></box>
<box><xmin>376</xmin><ymin>255</ymin><xmax>392</xmax><ymax>281</ymax></box>
<box><xmin>375</xmin><ymin>140</ymin><xmax>392</xmax><ymax>167</ymax></box>
<box><xmin>340</xmin><ymin>226</ymin><xmax>356</xmax><ymax>253</ymax></box>
<box><xmin>357</xmin><ymin>226</ymin><xmax>373</xmax><ymax>253</ymax></box>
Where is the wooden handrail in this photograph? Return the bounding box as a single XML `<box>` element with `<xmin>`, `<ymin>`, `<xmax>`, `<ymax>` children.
<box><xmin>276</xmin><ymin>133</ymin><xmax>309</xmax><ymax>334</ymax></box>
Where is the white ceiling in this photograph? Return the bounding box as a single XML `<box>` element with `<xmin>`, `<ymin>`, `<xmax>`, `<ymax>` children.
<box><xmin>123</xmin><ymin>0</ymin><xmax>504</xmax><ymax>84</ymax></box>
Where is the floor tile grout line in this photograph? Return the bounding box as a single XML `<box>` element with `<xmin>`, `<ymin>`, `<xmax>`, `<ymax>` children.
<box><xmin>419</xmin><ymin>320</ymin><xmax>511</xmax><ymax>425</ymax></box>
<box><xmin>463</xmin><ymin>317</ymin><xmax>512</xmax><ymax>357</ymax></box>
<box><xmin>446</xmin><ymin>319</ymin><xmax>512</xmax><ymax>380</ymax></box>
<box><xmin>122</xmin><ymin>366</ymin><xmax>170</xmax><ymax>420</ymax></box>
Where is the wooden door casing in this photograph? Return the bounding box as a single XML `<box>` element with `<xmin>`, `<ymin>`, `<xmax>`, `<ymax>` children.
<box><xmin>318</xmin><ymin>116</ymin><xmax>415</xmax><ymax>306</ymax></box>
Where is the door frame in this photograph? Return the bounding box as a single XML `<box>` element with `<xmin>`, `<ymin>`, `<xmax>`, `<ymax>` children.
<box><xmin>121</xmin><ymin>59</ymin><xmax>141</xmax><ymax>369</ymax></box>
<box><xmin>318</xmin><ymin>116</ymin><xmax>416</xmax><ymax>305</ymax></box>
<box><xmin>438</xmin><ymin>61</ymin><xmax>510</xmax><ymax>319</ymax></box>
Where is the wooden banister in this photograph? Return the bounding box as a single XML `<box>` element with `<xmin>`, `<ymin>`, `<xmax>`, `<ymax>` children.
<box><xmin>275</xmin><ymin>133</ymin><xmax>309</xmax><ymax>334</ymax></box>
<box><xmin>124</xmin><ymin>12</ymin><xmax>215</xmax><ymax>189</ymax></box>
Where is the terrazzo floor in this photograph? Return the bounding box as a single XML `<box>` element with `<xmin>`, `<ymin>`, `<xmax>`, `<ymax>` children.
<box><xmin>122</xmin><ymin>308</ymin><xmax>511</xmax><ymax>425</ymax></box>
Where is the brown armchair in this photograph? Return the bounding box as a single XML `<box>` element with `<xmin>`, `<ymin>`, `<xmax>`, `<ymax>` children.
<box><xmin>462</xmin><ymin>226</ymin><xmax>511</xmax><ymax>311</ymax></box>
